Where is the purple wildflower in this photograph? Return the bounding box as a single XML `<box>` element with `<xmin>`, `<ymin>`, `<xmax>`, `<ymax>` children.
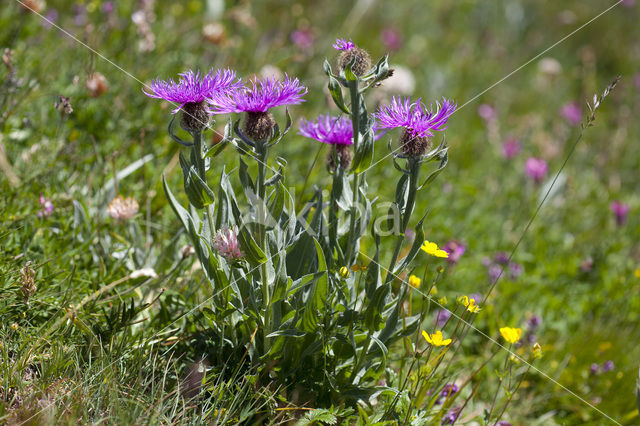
<box><xmin>527</xmin><ymin>314</ymin><xmax>542</xmax><ymax>330</ymax></box>
<box><xmin>441</xmin><ymin>407</ymin><xmax>461</xmax><ymax>425</ymax></box>
<box><xmin>494</xmin><ymin>252</ymin><xmax>510</xmax><ymax>265</ymax></box>
<box><xmin>634</xmin><ymin>73</ymin><xmax>640</xmax><ymax>90</ymax></box>
<box><xmin>508</xmin><ymin>261</ymin><xmax>523</xmax><ymax>279</ymax></box>
<box><xmin>443</xmin><ymin>240</ymin><xmax>466</xmax><ymax>265</ymax></box>
<box><xmin>208</xmin><ymin>75</ymin><xmax>306</xmax><ymax>114</ymax></box>
<box><xmin>377</xmin><ymin>96</ymin><xmax>456</xmax><ymax>139</ymax></box>
<box><xmin>441</xmin><ymin>383</ymin><xmax>459</xmax><ymax>398</ymax></box>
<box><xmin>144</xmin><ymin>68</ymin><xmax>240</xmax><ymax>114</ymax></box>
<box><xmin>621</xmin><ymin>0</ymin><xmax>635</xmax><ymax>7</ymax></box>
<box><xmin>73</xmin><ymin>5</ymin><xmax>87</xmax><ymax>26</ymax></box>
<box><xmin>42</xmin><ymin>9</ymin><xmax>58</xmax><ymax>29</ymax></box>
<box><xmin>434</xmin><ymin>309</ymin><xmax>452</xmax><ymax>328</ymax></box>
<box><xmin>299</xmin><ymin>114</ymin><xmax>353</xmax><ymax>145</ymax></box>
<box><xmin>290</xmin><ymin>28</ymin><xmax>314</xmax><ymax>50</ymax></box>
<box><xmin>525</xmin><ymin>157</ymin><xmax>548</xmax><ymax>184</ymax></box>
<box><xmin>610</xmin><ymin>200</ymin><xmax>630</xmax><ymax>226</ymax></box>
<box><xmin>102</xmin><ymin>1</ymin><xmax>115</xmax><ymax>13</ymax></box>
<box><xmin>38</xmin><ymin>194</ymin><xmax>53</xmax><ymax>218</ymax></box>
<box><xmin>478</xmin><ymin>103</ymin><xmax>497</xmax><ymax>122</ymax></box>
<box><xmin>380</xmin><ymin>28</ymin><xmax>402</xmax><ymax>51</ymax></box>
<box><xmin>590</xmin><ymin>363</ymin><xmax>599</xmax><ymax>374</ymax></box>
<box><xmin>602</xmin><ymin>360</ymin><xmax>615</xmax><ymax>372</ymax></box>
<box><xmin>561</xmin><ymin>101</ymin><xmax>582</xmax><ymax>126</ymax></box>
<box><xmin>502</xmin><ymin>137</ymin><xmax>521</xmax><ymax>159</ymax></box>
<box><xmin>333</xmin><ymin>38</ymin><xmax>355</xmax><ymax>51</ymax></box>
<box><xmin>487</xmin><ymin>264</ymin><xmax>502</xmax><ymax>282</ymax></box>
<box><xmin>213</xmin><ymin>227</ymin><xmax>244</xmax><ymax>261</ymax></box>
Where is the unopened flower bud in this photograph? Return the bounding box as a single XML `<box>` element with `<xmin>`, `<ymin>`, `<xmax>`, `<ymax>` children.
<box><xmin>339</xmin><ymin>266</ymin><xmax>350</xmax><ymax>278</ymax></box>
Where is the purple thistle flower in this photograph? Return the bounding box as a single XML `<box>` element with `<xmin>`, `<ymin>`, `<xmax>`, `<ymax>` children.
<box><xmin>213</xmin><ymin>226</ymin><xmax>244</xmax><ymax>261</ymax></box>
<box><xmin>102</xmin><ymin>1</ymin><xmax>115</xmax><ymax>14</ymax></box>
<box><xmin>487</xmin><ymin>264</ymin><xmax>502</xmax><ymax>282</ymax></box>
<box><xmin>42</xmin><ymin>9</ymin><xmax>59</xmax><ymax>29</ymax></box>
<box><xmin>38</xmin><ymin>194</ymin><xmax>53</xmax><ymax>218</ymax></box>
<box><xmin>561</xmin><ymin>101</ymin><xmax>582</xmax><ymax>126</ymax></box>
<box><xmin>502</xmin><ymin>137</ymin><xmax>521</xmax><ymax>159</ymax></box>
<box><xmin>375</xmin><ymin>96</ymin><xmax>456</xmax><ymax>139</ymax></box>
<box><xmin>333</xmin><ymin>38</ymin><xmax>355</xmax><ymax>51</ymax></box>
<box><xmin>144</xmin><ymin>68</ymin><xmax>240</xmax><ymax>114</ymax></box>
<box><xmin>494</xmin><ymin>251</ymin><xmax>510</xmax><ymax>265</ymax></box>
<box><xmin>208</xmin><ymin>75</ymin><xmax>307</xmax><ymax>114</ymax></box>
<box><xmin>590</xmin><ymin>363</ymin><xmax>599</xmax><ymax>374</ymax></box>
<box><xmin>527</xmin><ymin>314</ymin><xmax>542</xmax><ymax>330</ymax></box>
<box><xmin>299</xmin><ymin>114</ymin><xmax>353</xmax><ymax>145</ymax></box>
<box><xmin>525</xmin><ymin>157</ymin><xmax>548</xmax><ymax>184</ymax></box>
<box><xmin>602</xmin><ymin>360</ymin><xmax>615</xmax><ymax>372</ymax></box>
<box><xmin>610</xmin><ymin>200</ymin><xmax>630</xmax><ymax>226</ymax></box>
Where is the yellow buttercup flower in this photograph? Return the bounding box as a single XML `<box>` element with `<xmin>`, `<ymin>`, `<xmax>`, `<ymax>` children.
<box><xmin>634</xmin><ymin>267</ymin><xmax>640</xmax><ymax>279</ymax></box>
<box><xmin>420</xmin><ymin>240</ymin><xmax>449</xmax><ymax>258</ymax></box>
<box><xmin>408</xmin><ymin>274</ymin><xmax>421</xmax><ymax>288</ymax></box>
<box><xmin>339</xmin><ymin>266</ymin><xmax>350</xmax><ymax>278</ymax></box>
<box><xmin>460</xmin><ymin>295</ymin><xmax>481</xmax><ymax>313</ymax></box>
<box><xmin>422</xmin><ymin>330</ymin><xmax>452</xmax><ymax>347</ymax></box>
<box><xmin>500</xmin><ymin>326</ymin><xmax>522</xmax><ymax>344</ymax></box>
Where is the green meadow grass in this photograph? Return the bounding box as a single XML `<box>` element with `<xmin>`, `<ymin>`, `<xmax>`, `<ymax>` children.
<box><xmin>1</xmin><ymin>0</ymin><xmax>639</xmax><ymax>424</ymax></box>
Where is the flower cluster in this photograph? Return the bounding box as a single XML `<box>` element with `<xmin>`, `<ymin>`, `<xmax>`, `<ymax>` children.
<box><xmin>108</xmin><ymin>195</ymin><xmax>139</xmax><ymax>220</ymax></box>
<box><xmin>483</xmin><ymin>252</ymin><xmax>523</xmax><ymax>282</ymax></box>
<box><xmin>212</xmin><ymin>227</ymin><xmax>244</xmax><ymax>261</ymax></box>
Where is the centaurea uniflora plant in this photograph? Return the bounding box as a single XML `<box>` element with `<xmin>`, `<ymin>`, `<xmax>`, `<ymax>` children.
<box><xmin>145</xmin><ymin>35</ymin><xmax>540</xmax><ymax>419</ymax></box>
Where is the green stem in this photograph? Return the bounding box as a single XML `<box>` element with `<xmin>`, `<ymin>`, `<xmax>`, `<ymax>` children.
<box><xmin>384</xmin><ymin>158</ymin><xmax>420</xmax><ymax>283</ymax></box>
<box><xmin>192</xmin><ymin>131</ymin><xmax>216</xmax><ymax>242</ymax></box>
<box><xmin>345</xmin><ymin>80</ymin><xmax>362</xmax><ymax>266</ymax></box>
<box><xmin>256</xmin><ymin>141</ymin><xmax>271</xmax><ymax>348</ymax></box>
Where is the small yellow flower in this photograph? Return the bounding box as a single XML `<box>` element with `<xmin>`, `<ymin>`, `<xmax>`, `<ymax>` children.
<box><xmin>429</xmin><ymin>286</ymin><xmax>438</xmax><ymax>296</ymax></box>
<box><xmin>460</xmin><ymin>295</ymin><xmax>481</xmax><ymax>313</ymax></box>
<box><xmin>500</xmin><ymin>326</ymin><xmax>522</xmax><ymax>344</ymax></box>
<box><xmin>634</xmin><ymin>267</ymin><xmax>640</xmax><ymax>279</ymax></box>
<box><xmin>532</xmin><ymin>342</ymin><xmax>542</xmax><ymax>359</ymax></box>
<box><xmin>438</xmin><ymin>296</ymin><xmax>448</xmax><ymax>305</ymax></box>
<box><xmin>339</xmin><ymin>266</ymin><xmax>350</xmax><ymax>279</ymax></box>
<box><xmin>420</xmin><ymin>240</ymin><xmax>449</xmax><ymax>258</ymax></box>
<box><xmin>11</xmin><ymin>323</ymin><xmax>19</xmax><ymax>331</ymax></box>
<box><xmin>422</xmin><ymin>330</ymin><xmax>452</xmax><ymax>347</ymax></box>
<box><xmin>408</xmin><ymin>274</ymin><xmax>421</xmax><ymax>288</ymax></box>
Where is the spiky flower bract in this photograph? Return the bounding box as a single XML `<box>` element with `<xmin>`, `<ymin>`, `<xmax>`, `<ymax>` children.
<box><xmin>144</xmin><ymin>68</ymin><xmax>240</xmax><ymax>113</ymax></box>
<box><xmin>376</xmin><ymin>96</ymin><xmax>456</xmax><ymax>157</ymax></box>
<box><xmin>334</xmin><ymin>37</ymin><xmax>371</xmax><ymax>76</ymax></box>
<box><xmin>208</xmin><ymin>75</ymin><xmax>307</xmax><ymax>114</ymax></box>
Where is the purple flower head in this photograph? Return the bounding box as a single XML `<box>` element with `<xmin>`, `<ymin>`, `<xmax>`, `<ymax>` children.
<box><xmin>38</xmin><ymin>194</ymin><xmax>54</xmax><ymax>218</ymax></box>
<box><xmin>299</xmin><ymin>114</ymin><xmax>353</xmax><ymax>145</ymax></box>
<box><xmin>590</xmin><ymin>363</ymin><xmax>599</xmax><ymax>374</ymax></box>
<box><xmin>527</xmin><ymin>314</ymin><xmax>542</xmax><ymax>330</ymax></box>
<box><xmin>42</xmin><ymin>9</ymin><xmax>59</xmax><ymax>29</ymax></box>
<box><xmin>634</xmin><ymin>73</ymin><xmax>640</xmax><ymax>90</ymax></box>
<box><xmin>602</xmin><ymin>360</ymin><xmax>615</xmax><ymax>372</ymax></box>
<box><xmin>441</xmin><ymin>407</ymin><xmax>461</xmax><ymax>425</ymax></box>
<box><xmin>380</xmin><ymin>28</ymin><xmax>402</xmax><ymax>51</ymax></box>
<box><xmin>434</xmin><ymin>309</ymin><xmax>452</xmax><ymax>328</ymax></box>
<box><xmin>333</xmin><ymin>38</ymin><xmax>355</xmax><ymax>51</ymax></box>
<box><xmin>487</xmin><ymin>264</ymin><xmax>502</xmax><ymax>282</ymax></box>
<box><xmin>525</xmin><ymin>157</ymin><xmax>548</xmax><ymax>184</ymax></box>
<box><xmin>494</xmin><ymin>251</ymin><xmax>510</xmax><ymax>265</ymax></box>
<box><xmin>508</xmin><ymin>261</ymin><xmax>523</xmax><ymax>279</ymax></box>
<box><xmin>561</xmin><ymin>101</ymin><xmax>582</xmax><ymax>126</ymax></box>
<box><xmin>213</xmin><ymin>226</ymin><xmax>244</xmax><ymax>261</ymax></box>
<box><xmin>144</xmin><ymin>68</ymin><xmax>240</xmax><ymax>113</ymax></box>
<box><xmin>208</xmin><ymin>75</ymin><xmax>307</xmax><ymax>114</ymax></box>
<box><xmin>291</xmin><ymin>28</ymin><xmax>314</xmax><ymax>50</ymax></box>
<box><xmin>73</xmin><ymin>5</ymin><xmax>87</xmax><ymax>26</ymax></box>
<box><xmin>443</xmin><ymin>240</ymin><xmax>466</xmax><ymax>265</ymax></box>
<box><xmin>610</xmin><ymin>200</ymin><xmax>630</xmax><ymax>226</ymax></box>
<box><xmin>502</xmin><ymin>137</ymin><xmax>521</xmax><ymax>159</ymax></box>
<box><xmin>441</xmin><ymin>383</ymin><xmax>459</xmax><ymax>398</ymax></box>
<box><xmin>102</xmin><ymin>1</ymin><xmax>115</xmax><ymax>13</ymax></box>
<box><xmin>477</xmin><ymin>103</ymin><xmax>497</xmax><ymax>122</ymax></box>
<box><xmin>621</xmin><ymin>0</ymin><xmax>636</xmax><ymax>7</ymax></box>
<box><xmin>375</xmin><ymin>96</ymin><xmax>457</xmax><ymax>139</ymax></box>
